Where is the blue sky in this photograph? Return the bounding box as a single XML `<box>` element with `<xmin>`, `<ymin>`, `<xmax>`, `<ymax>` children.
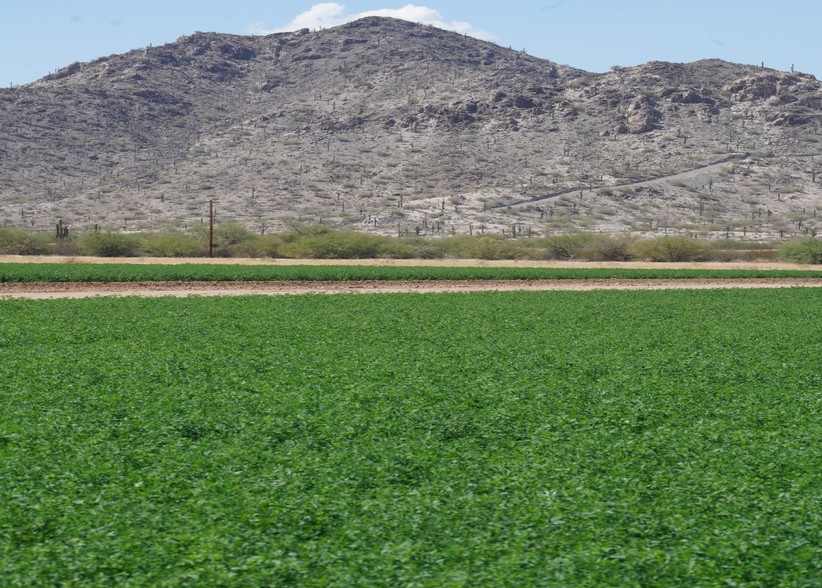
<box><xmin>3</xmin><ymin>1</ymin><xmax>821</xmax><ymax>86</ymax></box>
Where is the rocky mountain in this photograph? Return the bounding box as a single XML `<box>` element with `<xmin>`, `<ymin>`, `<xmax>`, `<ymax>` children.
<box><xmin>1</xmin><ymin>17</ymin><xmax>821</xmax><ymax>240</ymax></box>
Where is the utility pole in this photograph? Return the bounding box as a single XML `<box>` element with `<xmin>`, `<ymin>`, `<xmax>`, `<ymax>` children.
<box><xmin>208</xmin><ymin>199</ymin><xmax>214</xmax><ymax>258</ymax></box>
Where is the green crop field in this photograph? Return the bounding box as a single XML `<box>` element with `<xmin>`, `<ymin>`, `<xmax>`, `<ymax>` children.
<box><xmin>1</xmin><ymin>290</ymin><xmax>820</xmax><ymax>586</ymax></box>
<box><xmin>1</xmin><ymin>262</ymin><xmax>822</xmax><ymax>283</ymax></box>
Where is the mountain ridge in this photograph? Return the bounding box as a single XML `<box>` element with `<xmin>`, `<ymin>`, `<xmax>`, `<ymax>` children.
<box><xmin>1</xmin><ymin>17</ymin><xmax>820</xmax><ymax>240</ymax></box>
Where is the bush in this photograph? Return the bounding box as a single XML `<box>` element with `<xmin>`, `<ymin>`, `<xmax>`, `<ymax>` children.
<box><xmin>469</xmin><ymin>236</ymin><xmax>521</xmax><ymax>260</ymax></box>
<box><xmin>779</xmin><ymin>238</ymin><xmax>822</xmax><ymax>264</ymax></box>
<box><xmin>77</xmin><ymin>232</ymin><xmax>142</xmax><ymax>257</ymax></box>
<box><xmin>538</xmin><ymin>234</ymin><xmax>597</xmax><ymax>260</ymax></box>
<box><xmin>373</xmin><ymin>239</ymin><xmax>416</xmax><ymax>259</ymax></box>
<box><xmin>630</xmin><ymin>236</ymin><xmax>709</xmax><ymax>262</ymax></box>
<box><xmin>0</xmin><ymin>229</ymin><xmax>54</xmax><ymax>255</ymax></box>
<box><xmin>580</xmin><ymin>234</ymin><xmax>636</xmax><ymax>261</ymax></box>
<box><xmin>255</xmin><ymin>235</ymin><xmax>286</xmax><ymax>258</ymax></box>
<box><xmin>278</xmin><ymin>229</ymin><xmax>401</xmax><ymax>259</ymax></box>
<box><xmin>7</xmin><ymin>226</ymin><xmax>805</xmax><ymax>262</ymax></box>
<box><xmin>427</xmin><ymin>235</ymin><xmax>520</xmax><ymax>260</ymax></box>
<box><xmin>534</xmin><ymin>234</ymin><xmax>636</xmax><ymax>261</ymax></box>
<box><xmin>399</xmin><ymin>238</ymin><xmax>445</xmax><ymax>259</ymax></box>
<box><xmin>189</xmin><ymin>221</ymin><xmax>257</xmax><ymax>257</ymax></box>
<box><xmin>140</xmin><ymin>233</ymin><xmax>204</xmax><ymax>257</ymax></box>
<box><xmin>215</xmin><ymin>221</ymin><xmax>256</xmax><ymax>246</ymax></box>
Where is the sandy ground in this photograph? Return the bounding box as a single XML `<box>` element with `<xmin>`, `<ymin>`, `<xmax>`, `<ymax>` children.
<box><xmin>1</xmin><ymin>278</ymin><xmax>821</xmax><ymax>300</ymax></box>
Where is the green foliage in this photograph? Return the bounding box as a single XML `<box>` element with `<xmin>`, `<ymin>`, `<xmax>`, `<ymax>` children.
<box><xmin>708</xmin><ymin>239</ymin><xmax>778</xmax><ymax>262</ymax></box>
<box><xmin>224</xmin><ymin>238</ymin><xmax>265</xmax><ymax>259</ymax></box>
<box><xmin>537</xmin><ymin>233</ymin><xmax>636</xmax><ymax>261</ymax></box>
<box><xmin>539</xmin><ymin>233</ymin><xmax>598</xmax><ymax>260</ymax></box>
<box><xmin>139</xmin><ymin>232</ymin><xmax>204</xmax><ymax>257</ymax></box>
<box><xmin>0</xmin><ymin>229</ymin><xmax>53</xmax><ymax>255</ymax></box>
<box><xmin>0</xmin><ymin>290</ymin><xmax>820</xmax><ymax>585</ymax></box>
<box><xmin>0</xmin><ymin>227</ymin><xmax>787</xmax><ymax>262</ymax></box>
<box><xmin>215</xmin><ymin>220</ymin><xmax>256</xmax><ymax>247</ymax></box>
<box><xmin>710</xmin><ymin>239</ymin><xmax>773</xmax><ymax>251</ymax></box>
<box><xmin>189</xmin><ymin>220</ymin><xmax>258</xmax><ymax>257</ymax></box>
<box><xmin>76</xmin><ymin>232</ymin><xmax>142</xmax><ymax>257</ymax></box>
<box><xmin>278</xmin><ymin>228</ymin><xmax>413</xmax><ymax>259</ymax></box>
<box><xmin>585</xmin><ymin>233</ymin><xmax>636</xmax><ymax>261</ymax></box>
<box><xmin>1</xmin><ymin>263</ymin><xmax>821</xmax><ymax>283</ymax></box>
<box><xmin>779</xmin><ymin>238</ymin><xmax>822</xmax><ymax>264</ymax></box>
<box><xmin>630</xmin><ymin>236</ymin><xmax>709</xmax><ymax>262</ymax></box>
<box><xmin>428</xmin><ymin>235</ymin><xmax>521</xmax><ymax>260</ymax></box>
<box><xmin>252</xmin><ymin>234</ymin><xmax>286</xmax><ymax>258</ymax></box>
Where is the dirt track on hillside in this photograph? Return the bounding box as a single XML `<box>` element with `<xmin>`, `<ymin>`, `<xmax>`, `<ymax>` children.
<box><xmin>508</xmin><ymin>157</ymin><xmax>741</xmax><ymax>209</ymax></box>
<box><xmin>2</xmin><ymin>278</ymin><xmax>821</xmax><ymax>299</ymax></box>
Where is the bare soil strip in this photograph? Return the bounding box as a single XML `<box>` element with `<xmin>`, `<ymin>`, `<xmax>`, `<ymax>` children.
<box><xmin>2</xmin><ymin>279</ymin><xmax>821</xmax><ymax>299</ymax></box>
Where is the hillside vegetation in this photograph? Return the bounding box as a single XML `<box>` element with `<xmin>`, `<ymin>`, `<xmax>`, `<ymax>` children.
<box><xmin>4</xmin><ymin>225</ymin><xmax>819</xmax><ymax>262</ymax></box>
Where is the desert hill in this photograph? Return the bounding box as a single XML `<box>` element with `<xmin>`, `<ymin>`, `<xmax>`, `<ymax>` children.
<box><xmin>1</xmin><ymin>16</ymin><xmax>820</xmax><ymax>239</ymax></box>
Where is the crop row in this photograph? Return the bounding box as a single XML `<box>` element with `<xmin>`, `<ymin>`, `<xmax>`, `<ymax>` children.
<box><xmin>1</xmin><ymin>290</ymin><xmax>820</xmax><ymax>585</ymax></box>
<box><xmin>1</xmin><ymin>262</ymin><xmax>822</xmax><ymax>283</ymax></box>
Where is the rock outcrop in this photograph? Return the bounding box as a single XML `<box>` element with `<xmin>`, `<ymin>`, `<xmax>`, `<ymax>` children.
<box><xmin>626</xmin><ymin>95</ymin><xmax>660</xmax><ymax>134</ymax></box>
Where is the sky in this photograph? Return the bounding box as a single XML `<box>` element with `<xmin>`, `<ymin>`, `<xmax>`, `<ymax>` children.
<box><xmin>3</xmin><ymin>1</ymin><xmax>822</xmax><ymax>86</ymax></box>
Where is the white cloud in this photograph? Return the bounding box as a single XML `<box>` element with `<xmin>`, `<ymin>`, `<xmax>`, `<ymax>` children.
<box><xmin>248</xmin><ymin>3</ymin><xmax>496</xmax><ymax>41</ymax></box>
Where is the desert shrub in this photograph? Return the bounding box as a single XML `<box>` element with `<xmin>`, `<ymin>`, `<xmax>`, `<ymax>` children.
<box><xmin>278</xmin><ymin>229</ymin><xmax>400</xmax><ymax>259</ymax></box>
<box><xmin>430</xmin><ymin>235</ymin><xmax>521</xmax><ymax>260</ymax></box>
<box><xmin>779</xmin><ymin>238</ymin><xmax>822</xmax><ymax>264</ymax></box>
<box><xmin>0</xmin><ymin>229</ymin><xmax>54</xmax><ymax>255</ymax></box>
<box><xmin>188</xmin><ymin>221</ymin><xmax>257</xmax><ymax>257</ymax></box>
<box><xmin>225</xmin><ymin>238</ymin><xmax>264</xmax><ymax>258</ymax></box>
<box><xmin>580</xmin><ymin>234</ymin><xmax>636</xmax><ymax>261</ymax></box>
<box><xmin>214</xmin><ymin>221</ymin><xmax>256</xmax><ymax>257</ymax></box>
<box><xmin>77</xmin><ymin>232</ymin><xmax>142</xmax><ymax>257</ymax></box>
<box><xmin>262</xmin><ymin>225</ymin><xmax>326</xmax><ymax>258</ymax></box>
<box><xmin>253</xmin><ymin>235</ymin><xmax>286</xmax><ymax>258</ymax></box>
<box><xmin>538</xmin><ymin>233</ymin><xmax>598</xmax><ymax>260</ymax></box>
<box><xmin>469</xmin><ymin>236</ymin><xmax>520</xmax><ymax>260</ymax></box>
<box><xmin>630</xmin><ymin>236</ymin><xmax>710</xmax><ymax>262</ymax></box>
<box><xmin>215</xmin><ymin>221</ymin><xmax>256</xmax><ymax>246</ymax></box>
<box><xmin>140</xmin><ymin>233</ymin><xmax>204</xmax><ymax>257</ymax></box>
<box><xmin>535</xmin><ymin>233</ymin><xmax>635</xmax><ymax>261</ymax></box>
<box><xmin>709</xmin><ymin>239</ymin><xmax>772</xmax><ymax>251</ymax></box>
<box><xmin>708</xmin><ymin>240</ymin><xmax>779</xmax><ymax>262</ymax></box>
<box><xmin>419</xmin><ymin>235</ymin><xmax>470</xmax><ymax>258</ymax></box>
<box><xmin>399</xmin><ymin>238</ymin><xmax>444</xmax><ymax>259</ymax></box>
<box><xmin>373</xmin><ymin>239</ymin><xmax>416</xmax><ymax>259</ymax></box>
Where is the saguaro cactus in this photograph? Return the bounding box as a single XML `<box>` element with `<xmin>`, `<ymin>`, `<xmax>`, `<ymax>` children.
<box><xmin>56</xmin><ymin>220</ymin><xmax>69</xmax><ymax>254</ymax></box>
<box><xmin>56</xmin><ymin>220</ymin><xmax>69</xmax><ymax>239</ymax></box>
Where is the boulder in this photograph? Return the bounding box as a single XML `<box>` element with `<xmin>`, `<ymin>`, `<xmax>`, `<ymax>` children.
<box><xmin>514</xmin><ymin>95</ymin><xmax>537</xmax><ymax>109</ymax></box>
<box><xmin>626</xmin><ymin>95</ymin><xmax>660</xmax><ymax>133</ymax></box>
<box><xmin>669</xmin><ymin>88</ymin><xmax>714</xmax><ymax>105</ymax></box>
<box><xmin>553</xmin><ymin>100</ymin><xmax>578</xmax><ymax>118</ymax></box>
<box><xmin>725</xmin><ymin>75</ymin><xmax>779</xmax><ymax>101</ymax></box>
<box><xmin>768</xmin><ymin>111</ymin><xmax>809</xmax><ymax>126</ymax></box>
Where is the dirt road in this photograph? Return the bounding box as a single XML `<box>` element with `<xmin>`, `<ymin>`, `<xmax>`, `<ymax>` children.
<box><xmin>507</xmin><ymin>157</ymin><xmax>740</xmax><ymax>209</ymax></box>
<box><xmin>2</xmin><ymin>278</ymin><xmax>821</xmax><ymax>299</ymax></box>
<box><xmin>1</xmin><ymin>256</ymin><xmax>819</xmax><ymax>299</ymax></box>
